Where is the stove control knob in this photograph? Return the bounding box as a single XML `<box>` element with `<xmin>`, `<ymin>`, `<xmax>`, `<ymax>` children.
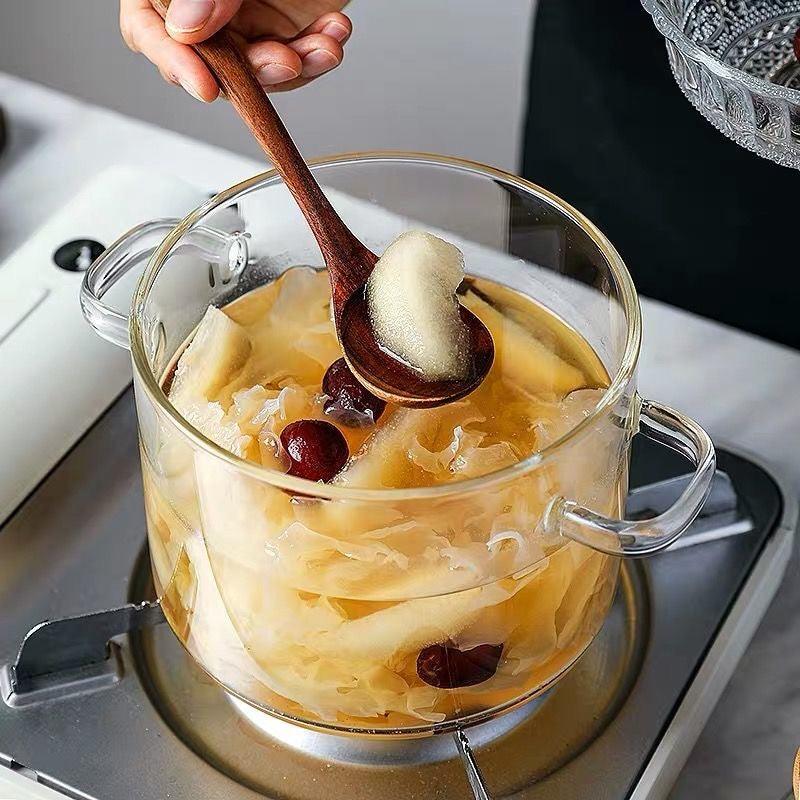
<box><xmin>53</xmin><ymin>239</ymin><xmax>106</xmax><ymax>272</ymax></box>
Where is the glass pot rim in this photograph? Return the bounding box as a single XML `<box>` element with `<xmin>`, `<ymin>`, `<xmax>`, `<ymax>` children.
<box><xmin>130</xmin><ymin>151</ymin><xmax>642</xmax><ymax>502</ymax></box>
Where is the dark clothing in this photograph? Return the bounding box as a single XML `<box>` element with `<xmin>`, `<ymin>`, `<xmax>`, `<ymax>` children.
<box><xmin>523</xmin><ymin>0</ymin><xmax>799</xmax><ymax>349</ymax></box>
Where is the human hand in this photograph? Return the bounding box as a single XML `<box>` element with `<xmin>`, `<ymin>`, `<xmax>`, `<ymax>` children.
<box><xmin>120</xmin><ymin>0</ymin><xmax>351</xmax><ymax>101</ymax></box>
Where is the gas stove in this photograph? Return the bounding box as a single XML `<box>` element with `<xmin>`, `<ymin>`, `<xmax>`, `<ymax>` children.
<box><xmin>0</xmin><ymin>388</ymin><xmax>793</xmax><ymax>800</ymax></box>
<box><xmin>0</xmin><ymin>168</ymin><xmax>795</xmax><ymax>800</ymax></box>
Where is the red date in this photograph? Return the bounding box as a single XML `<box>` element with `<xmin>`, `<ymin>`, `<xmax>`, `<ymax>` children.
<box><xmin>416</xmin><ymin>643</ymin><xmax>503</xmax><ymax>689</ymax></box>
<box><xmin>322</xmin><ymin>358</ymin><xmax>386</xmax><ymax>428</ymax></box>
<box><xmin>280</xmin><ymin>419</ymin><xmax>349</xmax><ymax>482</ymax></box>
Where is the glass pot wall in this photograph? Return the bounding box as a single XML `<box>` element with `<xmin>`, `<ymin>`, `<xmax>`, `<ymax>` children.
<box><xmin>82</xmin><ymin>154</ymin><xmax>714</xmax><ymax>736</ymax></box>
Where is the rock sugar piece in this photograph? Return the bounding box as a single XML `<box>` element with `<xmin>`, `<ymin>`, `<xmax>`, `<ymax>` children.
<box><xmin>365</xmin><ymin>230</ymin><xmax>470</xmax><ymax>381</ymax></box>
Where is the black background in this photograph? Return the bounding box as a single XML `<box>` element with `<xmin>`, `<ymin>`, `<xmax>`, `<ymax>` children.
<box><xmin>523</xmin><ymin>0</ymin><xmax>799</xmax><ymax>350</ymax></box>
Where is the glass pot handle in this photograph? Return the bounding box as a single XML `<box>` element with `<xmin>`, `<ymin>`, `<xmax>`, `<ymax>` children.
<box><xmin>80</xmin><ymin>218</ymin><xmax>248</xmax><ymax>350</ymax></box>
<box><xmin>546</xmin><ymin>398</ymin><xmax>716</xmax><ymax>557</ymax></box>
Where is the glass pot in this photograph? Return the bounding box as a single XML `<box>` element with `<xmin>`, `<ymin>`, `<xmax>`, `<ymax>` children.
<box><xmin>81</xmin><ymin>153</ymin><xmax>714</xmax><ymax>737</ymax></box>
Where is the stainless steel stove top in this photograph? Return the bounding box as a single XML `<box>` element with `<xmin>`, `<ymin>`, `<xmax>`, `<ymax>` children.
<box><xmin>0</xmin><ymin>389</ymin><xmax>794</xmax><ymax>800</ymax></box>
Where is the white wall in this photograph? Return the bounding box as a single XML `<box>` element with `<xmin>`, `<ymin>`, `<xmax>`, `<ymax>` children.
<box><xmin>0</xmin><ymin>1</ymin><xmax>533</xmax><ymax>171</ymax></box>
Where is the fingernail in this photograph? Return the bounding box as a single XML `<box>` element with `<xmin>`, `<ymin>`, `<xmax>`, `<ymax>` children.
<box><xmin>301</xmin><ymin>49</ymin><xmax>339</xmax><ymax>78</ymax></box>
<box><xmin>257</xmin><ymin>63</ymin><xmax>299</xmax><ymax>85</ymax></box>
<box><xmin>179</xmin><ymin>78</ymin><xmax>207</xmax><ymax>102</ymax></box>
<box><xmin>321</xmin><ymin>21</ymin><xmax>349</xmax><ymax>42</ymax></box>
<box><xmin>167</xmin><ymin>0</ymin><xmax>214</xmax><ymax>33</ymax></box>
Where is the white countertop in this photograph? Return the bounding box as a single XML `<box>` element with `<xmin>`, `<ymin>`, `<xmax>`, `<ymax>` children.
<box><xmin>1</xmin><ymin>72</ymin><xmax>798</xmax><ymax>800</ymax></box>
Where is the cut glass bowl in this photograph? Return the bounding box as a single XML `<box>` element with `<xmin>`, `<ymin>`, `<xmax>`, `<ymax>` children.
<box><xmin>642</xmin><ymin>0</ymin><xmax>800</xmax><ymax>168</ymax></box>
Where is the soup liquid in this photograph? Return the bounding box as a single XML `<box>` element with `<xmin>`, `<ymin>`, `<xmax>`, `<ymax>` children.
<box><xmin>141</xmin><ymin>267</ymin><xmax>625</xmax><ymax>732</ymax></box>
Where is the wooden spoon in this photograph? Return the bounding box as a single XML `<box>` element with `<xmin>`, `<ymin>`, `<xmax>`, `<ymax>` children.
<box><xmin>151</xmin><ymin>0</ymin><xmax>493</xmax><ymax>408</ymax></box>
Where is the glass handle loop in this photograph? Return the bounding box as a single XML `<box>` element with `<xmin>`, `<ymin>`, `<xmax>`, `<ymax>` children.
<box><xmin>547</xmin><ymin>398</ymin><xmax>716</xmax><ymax>557</ymax></box>
<box><xmin>81</xmin><ymin>218</ymin><xmax>247</xmax><ymax>350</ymax></box>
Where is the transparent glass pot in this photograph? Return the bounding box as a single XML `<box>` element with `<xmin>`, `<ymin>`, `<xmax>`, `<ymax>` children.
<box><xmin>81</xmin><ymin>153</ymin><xmax>714</xmax><ymax>737</ymax></box>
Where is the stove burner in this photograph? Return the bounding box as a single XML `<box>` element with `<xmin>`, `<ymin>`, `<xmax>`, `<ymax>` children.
<box><xmin>227</xmin><ymin>692</ymin><xmax>546</xmax><ymax>767</ymax></box>
<box><xmin>127</xmin><ymin>562</ymin><xmax>646</xmax><ymax>797</ymax></box>
<box><xmin>0</xmin><ymin>390</ymin><xmax>794</xmax><ymax>800</ymax></box>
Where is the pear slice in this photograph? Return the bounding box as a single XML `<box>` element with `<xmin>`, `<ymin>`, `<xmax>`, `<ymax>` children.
<box><xmin>170</xmin><ymin>305</ymin><xmax>252</xmax><ymax>408</ymax></box>
<box><xmin>335</xmin><ymin>400</ymin><xmax>484</xmax><ymax>489</ymax></box>
<box><xmin>334</xmin><ymin>408</ymin><xmax>423</xmax><ymax>488</ymax></box>
<box><xmin>222</xmin><ymin>268</ymin><xmax>340</xmax><ymax>396</ymax></box>
<box><xmin>194</xmin><ymin>449</ymin><xmax>289</xmax><ymax>570</ymax></box>
<box><xmin>461</xmin><ymin>289</ymin><xmax>586</xmax><ymax>396</ymax></box>
<box><xmin>311</xmin><ymin>581</ymin><xmax>516</xmax><ymax>664</ymax></box>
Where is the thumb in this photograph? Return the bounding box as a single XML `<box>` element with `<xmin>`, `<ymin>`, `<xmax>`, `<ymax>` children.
<box><xmin>164</xmin><ymin>0</ymin><xmax>243</xmax><ymax>44</ymax></box>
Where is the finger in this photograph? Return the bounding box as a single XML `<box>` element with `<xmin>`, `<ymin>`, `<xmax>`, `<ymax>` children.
<box><xmin>243</xmin><ymin>40</ymin><xmax>303</xmax><ymax>88</ymax></box>
<box><xmin>287</xmin><ymin>33</ymin><xmax>344</xmax><ymax>80</ymax></box>
<box><xmin>297</xmin><ymin>11</ymin><xmax>351</xmax><ymax>45</ymax></box>
<box><xmin>123</xmin><ymin>0</ymin><xmax>220</xmax><ymax>100</ymax></box>
<box><xmin>120</xmin><ymin>0</ymin><xmax>138</xmax><ymax>49</ymax></box>
<box><xmin>165</xmin><ymin>0</ymin><xmax>243</xmax><ymax>44</ymax></box>
<box><xmin>261</xmin><ymin>76</ymin><xmax>313</xmax><ymax>93</ymax></box>
<box><xmin>230</xmin><ymin>3</ymin><xmax>346</xmax><ymax>40</ymax></box>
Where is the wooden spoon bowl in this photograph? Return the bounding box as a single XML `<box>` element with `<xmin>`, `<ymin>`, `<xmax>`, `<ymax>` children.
<box><xmin>340</xmin><ymin>291</ymin><xmax>495</xmax><ymax>407</ymax></box>
<box><xmin>151</xmin><ymin>0</ymin><xmax>493</xmax><ymax>406</ymax></box>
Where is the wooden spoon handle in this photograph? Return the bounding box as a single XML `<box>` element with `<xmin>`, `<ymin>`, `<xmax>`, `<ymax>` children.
<box><xmin>149</xmin><ymin>0</ymin><xmax>364</xmax><ymax>270</ymax></box>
